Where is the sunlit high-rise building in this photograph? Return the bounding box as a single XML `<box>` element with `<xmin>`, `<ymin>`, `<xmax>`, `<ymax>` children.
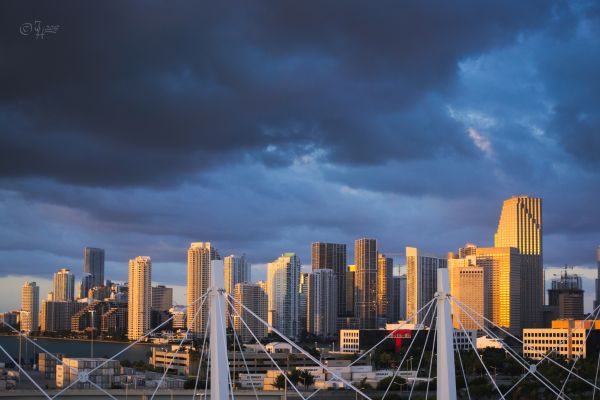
<box><xmin>233</xmin><ymin>282</ymin><xmax>268</xmax><ymax>342</ymax></box>
<box><xmin>187</xmin><ymin>242</ymin><xmax>220</xmax><ymax>336</ymax></box>
<box><xmin>53</xmin><ymin>268</ymin><xmax>75</xmax><ymax>302</ymax></box>
<box><xmin>311</xmin><ymin>242</ymin><xmax>347</xmax><ymax>318</ymax></box>
<box><xmin>84</xmin><ymin>247</ymin><xmax>105</xmax><ymax>287</ymax></box>
<box><xmin>494</xmin><ymin>196</ymin><xmax>542</xmax><ymax>328</ymax></box>
<box><xmin>307</xmin><ymin>269</ymin><xmax>338</xmax><ymax>338</ymax></box>
<box><xmin>447</xmin><ymin>252</ymin><xmax>484</xmax><ymax>331</ymax></box>
<box><xmin>267</xmin><ymin>252</ymin><xmax>301</xmax><ymax>339</ymax></box>
<box><xmin>406</xmin><ymin>246</ymin><xmax>447</xmax><ymax>325</ymax></box>
<box><xmin>128</xmin><ymin>256</ymin><xmax>152</xmax><ymax>340</ymax></box>
<box><xmin>377</xmin><ymin>253</ymin><xmax>393</xmax><ymax>325</ymax></box>
<box><xmin>355</xmin><ymin>238</ymin><xmax>378</xmax><ymax>329</ymax></box>
<box><xmin>21</xmin><ymin>281</ymin><xmax>39</xmax><ymax>334</ymax></box>
<box><xmin>476</xmin><ymin>246</ymin><xmax>521</xmax><ymax>335</ymax></box>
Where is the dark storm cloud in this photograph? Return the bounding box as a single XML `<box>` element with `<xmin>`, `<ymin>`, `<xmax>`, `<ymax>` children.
<box><xmin>0</xmin><ymin>0</ymin><xmax>560</xmax><ymax>187</ymax></box>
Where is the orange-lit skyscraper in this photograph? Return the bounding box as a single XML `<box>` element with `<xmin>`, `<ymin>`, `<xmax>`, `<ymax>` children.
<box><xmin>128</xmin><ymin>256</ymin><xmax>151</xmax><ymax>340</ymax></box>
<box><xmin>494</xmin><ymin>196</ymin><xmax>542</xmax><ymax>328</ymax></box>
<box><xmin>377</xmin><ymin>253</ymin><xmax>393</xmax><ymax>325</ymax></box>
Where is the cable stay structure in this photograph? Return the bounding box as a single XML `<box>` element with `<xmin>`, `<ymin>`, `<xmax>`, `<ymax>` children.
<box><xmin>3</xmin><ymin>265</ymin><xmax>600</xmax><ymax>399</ymax></box>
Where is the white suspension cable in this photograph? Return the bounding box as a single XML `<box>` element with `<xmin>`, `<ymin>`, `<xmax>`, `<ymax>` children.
<box><xmin>593</xmin><ymin>350</ymin><xmax>600</xmax><ymax>400</ymax></box>
<box><xmin>150</xmin><ymin>290</ymin><xmax>208</xmax><ymax>399</ymax></box>
<box><xmin>556</xmin><ymin>304</ymin><xmax>600</xmax><ymax>399</ymax></box>
<box><xmin>450</xmin><ymin>296</ymin><xmax>568</xmax><ymax>399</ymax></box>
<box><xmin>227</xmin><ymin>303</ymin><xmax>260</xmax><ymax>400</ymax></box>
<box><xmin>51</xmin><ymin>290</ymin><xmax>211</xmax><ymax>399</ymax></box>
<box><xmin>225</xmin><ymin>294</ymin><xmax>307</xmax><ymax>400</ymax></box>
<box><xmin>192</xmin><ymin>317</ymin><xmax>211</xmax><ymax>399</ymax></box>
<box><xmin>381</xmin><ymin>299</ymin><xmax>437</xmax><ymax>400</ymax></box>
<box><xmin>425</xmin><ymin>327</ymin><xmax>437</xmax><ymax>399</ymax></box>
<box><xmin>88</xmin><ymin>379</ymin><xmax>120</xmax><ymax>400</ymax></box>
<box><xmin>304</xmin><ymin>297</ymin><xmax>438</xmax><ymax>400</ymax></box>
<box><xmin>455</xmin><ymin>337</ymin><xmax>471</xmax><ymax>400</ymax></box>
<box><xmin>450</xmin><ymin>298</ymin><xmax>506</xmax><ymax>400</ymax></box>
<box><xmin>0</xmin><ymin>344</ymin><xmax>52</xmax><ymax>400</ymax></box>
<box><xmin>453</xmin><ymin>295</ymin><xmax>600</xmax><ymax>394</ymax></box>
<box><xmin>226</xmin><ymin>292</ymin><xmax>373</xmax><ymax>399</ymax></box>
<box><xmin>408</xmin><ymin>306</ymin><xmax>437</xmax><ymax>400</ymax></box>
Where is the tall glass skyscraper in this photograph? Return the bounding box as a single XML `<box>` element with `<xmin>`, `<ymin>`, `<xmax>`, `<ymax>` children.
<box><xmin>355</xmin><ymin>238</ymin><xmax>377</xmax><ymax>329</ymax></box>
<box><xmin>406</xmin><ymin>246</ymin><xmax>447</xmax><ymax>326</ymax></box>
<box><xmin>494</xmin><ymin>196</ymin><xmax>543</xmax><ymax>328</ymax></box>
<box><xmin>267</xmin><ymin>252</ymin><xmax>301</xmax><ymax>339</ymax></box>
<box><xmin>84</xmin><ymin>247</ymin><xmax>105</xmax><ymax>287</ymax></box>
<box><xmin>311</xmin><ymin>242</ymin><xmax>347</xmax><ymax>317</ymax></box>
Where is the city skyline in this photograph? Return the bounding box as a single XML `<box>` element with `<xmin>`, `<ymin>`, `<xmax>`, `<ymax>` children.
<box><xmin>1</xmin><ymin>2</ymin><xmax>600</xmax><ymax>309</ymax></box>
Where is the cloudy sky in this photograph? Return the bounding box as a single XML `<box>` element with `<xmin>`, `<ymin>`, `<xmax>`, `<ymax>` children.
<box><xmin>1</xmin><ymin>1</ymin><xmax>599</xmax><ymax>310</ymax></box>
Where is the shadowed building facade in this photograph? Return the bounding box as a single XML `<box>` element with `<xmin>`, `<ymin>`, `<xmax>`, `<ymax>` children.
<box><xmin>311</xmin><ymin>242</ymin><xmax>347</xmax><ymax>319</ymax></box>
<box><xmin>84</xmin><ymin>247</ymin><xmax>105</xmax><ymax>287</ymax></box>
<box><xmin>355</xmin><ymin>239</ymin><xmax>378</xmax><ymax>329</ymax></box>
<box><xmin>406</xmin><ymin>247</ymin><xmax>447</xmax><ymax>326</ymax></box>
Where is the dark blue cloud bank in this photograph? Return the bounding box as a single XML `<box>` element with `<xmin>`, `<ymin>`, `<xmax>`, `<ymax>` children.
<box><xmin>0</xmin><ymin>1</ymin><xmax>599</xmax><ymax>304</ymax></box>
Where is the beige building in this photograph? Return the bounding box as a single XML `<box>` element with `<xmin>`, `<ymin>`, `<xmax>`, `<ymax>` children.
<box><xmin>233</xmin><ymin>282</ymin><xmax>268</xmax><ymax>342</ymax></box>
<box><xmin>53</xmin><ymin>268</ymin><xmax>75</xmax><ymax>302</ymax></box>
<box><xmin>377</xmin><ymin>253</ymin><xmax>393</xmax><ymax>325</ymax></box>
<box><xmin>307</xmin><ymin>269</ymin><xmax>338</xmax><ymax>338</ymax></box>
<box><xmin>150</xmin><ymin>345</ymin><xmax>195</xmax><ymax>375</ymax></box>
<box><xmin>187</xmin><ymin>242</ymin><xmax>220</xmax><ymax>336</ymax></box>
<box><xmin>128</xmin><ymin>256</ymin><xmax>152</xmax><ymax>340</ymax></box>
<box><xmin>21</xmin><ymin>281</ymin><xmax>39</xmax><ymax>334</ymax></box>
<box><xmin>447</xmin><ymin>254</ymin><xmax>484</xmax><ymax>331</ymax></box>
<box><xmin>523</xmin><ymin>320</ymin><xmax>600</xmax><ymax>360</ymax></box>
<box><xmin>56</xmin><ymin>358</ymin><xmax>121</xmax><ymax>389</ymax></box>
<box><xmin>267</xmin><ymin>253</ymin><xmax>300</xmax><ymax>339</ymax></box>
<box><xmin>495</xmin><ymin>196</ymin><xmax>543</xmax><ymax>328</ymax></box>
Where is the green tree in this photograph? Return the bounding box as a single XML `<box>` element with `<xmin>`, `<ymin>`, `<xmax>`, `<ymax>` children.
<box><xmin>274</xmin><ymin>373</ymin><xmax>287</xmax><ymax>390</ymax></box>
<box><xmin>299</xmin><ymin>369</ymin><xmax>315</xmax><ymax>389</ymax></box>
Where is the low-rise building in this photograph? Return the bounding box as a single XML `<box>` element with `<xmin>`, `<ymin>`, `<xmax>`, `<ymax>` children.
<box><xmin>56</xmin><ymin>358</ymin><xmax>121</xmax><ymax>389</ymax></box>
<box><xmin>149</xmin><ymin>345</ymin><xmax>196</xmax><ymax>375</ymax></box>
<box><xmin>523</xmin><ymin>319</ymin><xmax>600</xmax><ymax>360</ymax></box>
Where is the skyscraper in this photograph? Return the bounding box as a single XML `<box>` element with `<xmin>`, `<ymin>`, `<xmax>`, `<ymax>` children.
<box><xmin>84</xmin><ymin>247</ymin><xmax>105</xmax><ymax>287</ymax></box>
<box><xmin>311</xmin><ymin>242</ymin><xmax>347</xmax><ymax>317</ymax></box>
<box><xmin>21</xmin><ymin>281</ymin><xmax>40</xmax><ymax>334</ymax></box>
<box><xmin>78</xmin><ymin>273</ymin><xmax>94</xmax><ymax>299</ymax></box>
<box><xmin>345</xmin><ymin>265</ymin><xmax>356</xmax><ymax>316</ymax></box>
<box><xmin>406</xmin><ymin>246</ymin><xmax>447</xmax><ymax>325</ymax></box>
<box><xmin>187</xmin><ymin>242</ymin><xmax>220</xmax><ymax>336</ymax></box>
<box><xmin>355</xmin><ymin>238</ymin><xmax>378</xmax><ymax>329</ymax></box>
<box><xmin>233</xmin><ymin>282</ymin><xmax>268</xmax><ymax>342</ymax></box>
<box><xmin>494</xmin><ymin>196</ymin><xmax>543</xmax><ymax>328</ymax></box>
<box><xmin>298</xmin><ymin>272</ymin><xmax>309</xmax><ymax>335</ymax></box>
<box><xmin>476</xmin><ymin>246</ymin><xmax>521</xmax><ymax>335</ymax></box>
<box><xmin>224</xmin><ymin>255</ymin><xmax>251</xmax><ymax>295</ymax></box>
<box><xmin>267</xmin><ymin>252</ymin><xmax>301</xmax><ymax>339</ymax></box>
<box><xmin>128</xmin><ymin>256</ymin><xmax>152</xmax><ymax>340</ymax></box>
<box><xmin>151</xmin><ymin>285</ymin><xmax>173</xmax><ymax>311</ymax></box>
<box><xmin>53</xmin><ymin>268</ymin><xmax>75</xmax><ymax>302</ymax></box>
<box><xmin>448</xmin><ymin>253</ymin><xmax>484</xmax><ymax>331</ymax></box>
<box><xmin>392</xmin><ymin>274</ymin><xmax>407</xmax><ymax>321</ymax></box>
<box><xmin>377</xmin><ymin>253</ymin><xmax>393</xmax><ymax>325</ymax></box>
<box><xmin>307</xmin><ymin>269</ymin><xmax>338</xmax><ymax>338</ymax></box>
